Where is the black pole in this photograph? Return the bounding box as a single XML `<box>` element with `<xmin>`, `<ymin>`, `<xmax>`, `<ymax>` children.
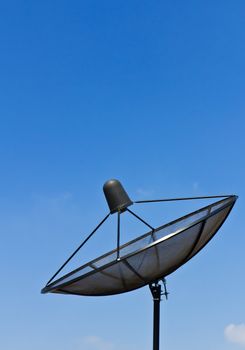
<box><xmin>46</xmin><ymin>213</ymin><xmax>110</xmax><ymax>286</ymax></box>
<box><xmin>149</xmin><ymin>282</ymin><xmax>162</xmax><ymax>350</ymax></box>
<box><xmin>117</xmin><ymin>211</ymin><xmax>121</xmax><ymax>260</ymax></box>
<box><xmin>126</xmin><ymin>208</ymin><xmax>155</xmax><ymax>231</ymax></box>
<box><xmin>134</xmin><ymin>194</ymin><xmax>232</xmax><ymax>204</ymax></box>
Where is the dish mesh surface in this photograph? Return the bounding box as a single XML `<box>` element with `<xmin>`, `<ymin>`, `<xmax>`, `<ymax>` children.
<box><xmin>42</xmin><ymin>196</ymin><xmax>236</xmax><ymax>296</ymax></box>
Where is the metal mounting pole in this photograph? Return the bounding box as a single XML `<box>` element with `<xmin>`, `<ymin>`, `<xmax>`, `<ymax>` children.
<box><xmin>149</xmin><ymin>282</ymin><xmax>162</xmax><ymax>350</ymax></box>
<box><xmin>117</xmin><ymin>211</ymin><xmax>121</xmax><ymax>260</ymax></box>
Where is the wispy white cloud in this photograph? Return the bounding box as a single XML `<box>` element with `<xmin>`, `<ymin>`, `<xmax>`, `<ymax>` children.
<box><xmin>224</xmin><ymin>324</ymin><xmax>245</xmax><ymax>346</ymax></box>
<box><xmin>32</xmin><ymin>191</ymin><xmax>73</xmax><ymax>205</ymax></box>
<box><xmin>192</xmin><ymin>181</ymin><xmax>199</xmax><ymax>191</ymax></box>
<box><xmin>76</xmin><ymin>336</ymin><xmax>115</xmax><ymax>350</ymax></box>
<box><xmin>136</xmin><ymin>188</ymin><xmax>154</xmax><ymax>197</ymax></box>
<box><xmin>74</xmin><ymin>336</ymin><xmax>141</xmax><ymax>350</ymax></box>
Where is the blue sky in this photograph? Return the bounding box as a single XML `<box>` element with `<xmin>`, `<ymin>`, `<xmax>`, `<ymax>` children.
<box><xmin>0</xmin><ymin>1</ymin><xmax>244</xmax><ymax>349</ymax></box>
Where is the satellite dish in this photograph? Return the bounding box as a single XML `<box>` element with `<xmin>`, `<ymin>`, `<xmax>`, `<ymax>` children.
<box><xmin>42</xmin><ymin>180</ymin><xmax>237</xmax><ymax>350</ymax></box>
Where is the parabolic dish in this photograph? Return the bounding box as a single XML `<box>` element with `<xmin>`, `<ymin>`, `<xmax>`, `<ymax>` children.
<box><xmin>42</xmin><ymin>196</ymin><xmax>237</xmax><ymax>296</ymax></box>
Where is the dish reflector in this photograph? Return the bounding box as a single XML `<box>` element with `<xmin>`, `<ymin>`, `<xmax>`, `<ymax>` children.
<box><xmin>42</xmin><ymin>196</ymin><xmax>236</xmax><ymax>296</ymax></box>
